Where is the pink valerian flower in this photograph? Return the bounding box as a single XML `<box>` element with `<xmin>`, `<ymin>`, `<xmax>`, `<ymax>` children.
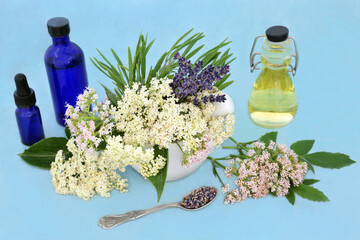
<box><xmin>223</xmin><ymin>140</ymin><xmax>308</xmax><ymax>204</ymax></box>
<box><xmin>183</xmin><ymin>134</ymin><xmax>214</xmax><ymax>168</ymax></box>
<box><xmin>222</xmin><ymin>183</ymin><xmax>230</xmax><ymax>193</ymax></box>
<box><xmin>65</xmin><ymin>88</ymin><xmax>115</xmax><ymax>154</ymax></box>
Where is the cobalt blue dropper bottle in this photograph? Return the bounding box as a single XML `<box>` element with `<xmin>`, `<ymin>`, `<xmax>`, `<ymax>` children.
<box><xmin>44</xmin><ymin>17</ymin><xmax>89</xmax><ymax>126</ymax></box>
<box><xmin>14</xmin><ymin>73</ymin><xmax>45</xmax><ymax>146</ymax></box>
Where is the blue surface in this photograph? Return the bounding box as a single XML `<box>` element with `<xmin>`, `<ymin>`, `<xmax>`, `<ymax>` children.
<box><xmin>1</xmin><ymin>0</ymin><xmax>359</xmax><ymax>239</ymax></box>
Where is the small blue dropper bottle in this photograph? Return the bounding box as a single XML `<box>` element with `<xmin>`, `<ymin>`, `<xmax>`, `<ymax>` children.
<box><xmin>44</xmin><ymin>17</ymin><xmax>89</xmax><ymax>126</ymax></box>
<box><xmin>14</xmin><ymin>73</ymin><xmax>45</xmax><ymax>146</ymax></box>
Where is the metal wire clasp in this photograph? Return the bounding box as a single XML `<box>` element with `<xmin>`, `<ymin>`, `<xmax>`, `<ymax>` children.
<box><xmin>249</xmin><ymin>35</ymin><xmax>299</xmax><ymax>76</ymax></box>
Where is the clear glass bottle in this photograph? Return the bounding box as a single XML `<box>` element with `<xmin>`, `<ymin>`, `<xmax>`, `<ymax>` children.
<box><xmin>44</xmin><ymin>17</ymin><xmax>88</xmax><ymax>126</ymax></box>
<box><xmin>248</xmin><ymin>26</ymin><xmax>299</xmax><ymax>128</ymax></box>
<box><xmin>14</xmin><ymin>73</ymin><xmax>45</xmax><ymax>146</ymax></box>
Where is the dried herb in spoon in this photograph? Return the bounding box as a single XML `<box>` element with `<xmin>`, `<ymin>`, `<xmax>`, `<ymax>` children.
<box><xmin>181</xmin><ymin>186</ymin><xmax>217</xmax><ymax>209</ymax></box>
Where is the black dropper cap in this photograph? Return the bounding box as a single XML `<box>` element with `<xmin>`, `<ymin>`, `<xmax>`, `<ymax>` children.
<box><xmin>14</xmin><ymin>73</ymin><xmax>36</xmax><ymax>108</ymax></box>
<box><xmin>266</xmin><ymin>26</ymin><xmax>289</xmax><ymax>42</ymax></box>
<box><xmin>47</xmin><ymin>17</ymin><xmax>70</xmax><ymax>37</ymax></box>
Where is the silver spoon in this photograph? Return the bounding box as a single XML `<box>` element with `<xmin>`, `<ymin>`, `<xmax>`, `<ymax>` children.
<box><xmin>98</xmin><ymin>186</ymin><xmax>218</xmax><ymax>229</ymax></box>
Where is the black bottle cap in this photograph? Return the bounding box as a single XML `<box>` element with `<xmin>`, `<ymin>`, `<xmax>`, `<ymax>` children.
<box><xmin>47</xmin><ymin>17</ymin><xmax>70</xmax><ymax>38</ymax></box>
<box><xmin>14</xmin><ymin>73</ymin><xmax>36</xmax><ymax>108</ymax></box>
<box><xmin>266</xmin><ymin>26</ymin><xmax>289</xmax><ymax>42</ymax></box>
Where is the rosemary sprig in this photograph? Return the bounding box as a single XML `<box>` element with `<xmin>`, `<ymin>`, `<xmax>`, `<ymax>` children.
<box><xmin>91</xmin><ymin>29</ymin><xmax>236</xmax><ymax>101</ymax></box>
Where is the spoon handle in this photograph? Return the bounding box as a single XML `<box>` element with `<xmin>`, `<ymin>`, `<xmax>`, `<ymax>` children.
<box><xmin>98</xmin><ymin>202</ymin><xmax>181</xmax><ymax>229</ymax></box>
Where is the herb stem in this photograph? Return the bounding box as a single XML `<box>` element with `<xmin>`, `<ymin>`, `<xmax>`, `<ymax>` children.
<box><xmin>229</xmin><ymin>137</ymin><xmax>238</xmax><ymax>144</ymax></box>
<box><xmin>222</xmin><ymin>146</ymin><xmax>237</xmax><ymax>149</ymax></box>
<box><xmin>237</xmin><ymin>144</ymin><xmax>249</xmax><ymax>152</ymax></box>
<box><xmin>175</xmin><ymin>142</ymin><xmax>185</xmax><ymax>155</ymax></box>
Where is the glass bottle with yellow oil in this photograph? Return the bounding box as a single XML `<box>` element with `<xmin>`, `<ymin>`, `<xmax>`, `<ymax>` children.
<box><xmin>248</xmin><ymin>26</ymin><xmax>299</xmax><ymax>128</ymax></box>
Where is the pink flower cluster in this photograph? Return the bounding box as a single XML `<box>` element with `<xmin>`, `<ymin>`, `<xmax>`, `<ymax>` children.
<box><xmin>65</xmin><ymin>88</ymin><xmax>114</xmax><ymax>155</ymax></box>
<box><xmin>223</xmin><ymin>141</ymin><xmax>308</xmax><ymax>204</ymax></box>
<box><xmin>183</xmin><ymin>134</ymin><xmax>214</xmax><ymax>168</ymax></box>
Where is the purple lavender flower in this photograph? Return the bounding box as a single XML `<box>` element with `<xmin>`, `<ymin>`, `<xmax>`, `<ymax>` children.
<box><xmin>170</xmin><ymin>53</ymin><xmax>229</xmax><ymax>107</ymax></box>
<box><xmin>193</xmin><ymin>98</ymin><xmax>200</xmax><ymax>106</ymax></box>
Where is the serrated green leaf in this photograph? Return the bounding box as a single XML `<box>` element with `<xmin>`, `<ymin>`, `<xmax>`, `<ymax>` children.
<box><xmin>148</xmin><ymin>146</ymin><xmax>168</xmax><ymax>202</ymax></box>
<box><xmin>303</xmin><ymin>152</ymin><xmax>355</xmax><ymax>169</ymax></box>
<box><xmin>285</xmin><ymin>188</ymin><xmax>295</xmax><ymax>205</ymax></box>
<box><xmin>18</xmin><ymin>137</ymin><xmax>70</xmax><ymax>169</ymax></box>
<box><xmin>293</xmin><ymin>184</ymin><xmax>329</xmax><ymax>202</ymax></box>
<box><xmin>290</xmin><ymin>140</ymin><xmax>315</xmax><ymax>155</ymax></box>
<box><xmin>303</xmin><ymin>179</ymin><xmax>320</xmax><ymax>185</ymax></box>
<box><xmin>259</xmin><ymin>131</ymin><xmax>278</xmax><ymax>146</ymax></box>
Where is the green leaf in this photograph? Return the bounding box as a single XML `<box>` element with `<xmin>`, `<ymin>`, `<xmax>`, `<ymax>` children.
<box><xmin>303</xmin><ymin>152</ymin><xmax>355</xmax><ymax>169</ymax></box>
<box><xmin>293</xmin><ymin>184</ymin><xmax>329</xmax><ymax>202</ymax></box>
<box><xmin>111</xmin><ymin>48</ymin><xmax>129</xmax><ymax>81</ymax></box>
<box><xmin>99</xmin><ymin>83</ymin><xmax>119</xmax><ymax>106</ymax></box>
<box><xmin>184</xmin><ymin>44</ymin><xmax>204</xmax><ymax>60</ymax></box>
<box><xmin>285</xmin><ymin>188</ymin><xmax>295</xmax><ymax>205</ymax></box>
<box><xmin>217</xmin><ymin>80</ymin><xmax>233</xmax><ymax>90</ymax></box>
<box><xmin>299</xmin><ymin>156</ymin><xmax>315</xmax><ymax>174</ymax></box>
<box><xmin>97</xmin><ymin>141</ymin><xmax>107</xmax><ymax>151</ymax></box>
<box><xmin>259</xmin><ymin>131</ymin><xmax>278</xmax><ymax>146</ymax></box>
<box><xmin>302</xmin><ymin>179</ymin><xmax>320</xmax><ymax>185</ymax></box>
<box><xmin>96</xmin><ymin>49</ymin><xmax>122</xmax><ymax>81</ymax></box>
<box><xmin>215</xmin><ymin>74</ymin><xmax>229</xmax><ymax>87</ymax></box>
<box><xmin>65</xmin><ymin>126</ymin><xmax>71</xmax><ymax>139</ymax></box>
<box><xmin>148</xmin><ymin>146</ymin><xmax>168</xmax><ymax>202</ymax></box>
<box><xmin>18</xmin><ymin>137</ymin><xmax>70</xmax><ymax>169</ymax></box>
<box><xmin>90</xmin><ymin>58</ymin><xmax>111</xmax><ymax>79</ymax></box>
<box><xmin>290</xmin><ymin>140</ymin><xmax>315</xmax><ymax>155</ymax></box>
<box><xmin>168</xmin><ymin>28</ymin><xmax>195</xmax><ymax>53</ymax></box>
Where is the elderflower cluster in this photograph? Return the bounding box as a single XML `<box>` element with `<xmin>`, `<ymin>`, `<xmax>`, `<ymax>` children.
<box><xmin>53</xmin><ymin>78</ymin><xmax>235</xmax><ymax>200</ymax></box>
<box><xmin>223</xmin><ymin>141</ymin><xmax>308</xmax><ymax>204</ymax></box>
<box><xmin>50</xmin><ymin>137</ymin><xmax>165</xmax><ymax>200</ymax></box>
<box><xmin>101</xmin><ymin>136</ymin><xmax>166</xmax><ymax>178</ymax></box>
<box><xmin>110</xmin><ymin>78</ymin><xmax>234</xmax><ymax>155</ymax></box>
<box><xmin>50</xmin><ymin>139</ymin><xmax>127</xmax><ymax>200</ymax></box>
<box><xmin>65</xmin><ymin>87</ymin><xmax>115</xmax><ymax>155</ymax></box>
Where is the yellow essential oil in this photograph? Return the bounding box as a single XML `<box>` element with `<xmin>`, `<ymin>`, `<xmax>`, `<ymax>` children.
<box><xmin>248</xmin><ymin>26</ymin><xmax>298</xmax><ymax>128</ymax></box>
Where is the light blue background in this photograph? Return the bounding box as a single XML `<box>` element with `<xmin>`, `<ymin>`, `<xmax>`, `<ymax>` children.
<box><xmin>1</xmin><ymin>0</ymin><xmax>359</xmax><ymax>239</ymax></box>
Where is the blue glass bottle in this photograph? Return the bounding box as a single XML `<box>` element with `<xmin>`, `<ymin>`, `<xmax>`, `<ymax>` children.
<box><xmin>14</xmin><ymin>74</ymin><xmax>45</xmax><ymax>146</ymax></box>
<box><xmin>44</xmin><ymin>17</ymin><xmax>88</xmax><ymax>126</ymax></box>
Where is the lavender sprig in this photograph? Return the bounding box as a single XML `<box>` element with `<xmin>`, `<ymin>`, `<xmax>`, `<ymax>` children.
<box><xmin>170</xmin><ymin>53</ymin><xmax>229</xmax><ymax>106</ymax></box>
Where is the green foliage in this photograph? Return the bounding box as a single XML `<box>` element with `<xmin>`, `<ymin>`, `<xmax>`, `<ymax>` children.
<box><xmin>290</xmin><ymin>140</ymin><xmax>315</xmax><ymax>155</ymax></box>
<box><xmin>18</xmin><ymin>137</ymin><xmax>70</xmax><ymax>169</ymax></box>
<box><xmin>302</xmin><ymin>179</ymin><xmax>320</xmax><ymax>185</ymax></box>
<box><xmin>91</xmin><ymin>33</ymin><xmax>153</xmax><ymax>93</ymax></box>
<box><xmin>216</xmin><ymin>131</ymin><xmax>355</xmax><ymax>206</ymax></box>
<box><xmin>65</xmin><ymin>126</ymin><xmax>71</xmax><ymax>139</ymax></box>
<box><xmin>285</xmin><ymin>189</ymin><xmax>295</xmax><ymax>205</ymax></box>
<box><xmin>91</xmin><ymin>29</ymin><xmax>235</xmax><ymax>97</ymax></box>
<box><xmin>99</xmin><ymin>82</ymin><xmax>118</xmax><ymax>106</ymax></box>
<box><xmin>258</xmin><ymin>131</ymin><xmax>277</xmax><ymax>146</ymax></box>
<box><xmin>293</xmin><ymin>184</ymin><xmax>329</xmax><ymax>202</ymax></box>
<box><xmin>148</xmin><ymin>146</ymin><xmax>169</xmax><ymax>202</ymax></box>
<box><xmin>302</xmin><ymin>152</ymin><xmax>355</xmax><ymax>169</ymax></box>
